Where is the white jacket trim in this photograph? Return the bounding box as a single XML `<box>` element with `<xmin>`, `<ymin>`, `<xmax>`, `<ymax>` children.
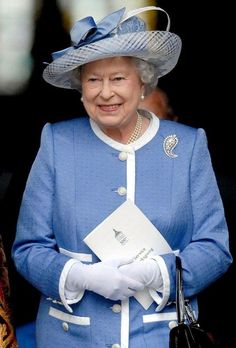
<box><xmin>59</xmin><ymin>247</ymin><xmax>93</xmax><ymax>262</ymax></box>
<box><xmin>148</xmin><ymin>255</ymin><xmax>170</xmax><ymax>312</ymax></box>
<box><xmin>49</xmin><ymin>307</ymin><xmax>90</xmax><ymax>325</ymax></box>
<box><xmin>143</xmin><ymin>311</ymin><xmax>177</xmax><ymax>323</ymax></box>
<box><xmin>59</xmin><ymin>258</ymin><xmax>85</xmax><ymax>313</ymax></box>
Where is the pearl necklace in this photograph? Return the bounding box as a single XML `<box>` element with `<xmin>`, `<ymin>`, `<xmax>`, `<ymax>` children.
<box><xmin>126</xmin><ymin>112</ymin><xmax>143</xmax><ymax>144</ymax></box>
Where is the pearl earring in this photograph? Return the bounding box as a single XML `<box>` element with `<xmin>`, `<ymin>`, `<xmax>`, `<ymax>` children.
<box><xmin>80</xmin><ymin>96</ymin><xmax>83</xmax><ymax>102</ymax></box>
<box><xmin>140</xmin><ymin>94</ymin><xmax>145</xmax><ymax>101</ymax></box>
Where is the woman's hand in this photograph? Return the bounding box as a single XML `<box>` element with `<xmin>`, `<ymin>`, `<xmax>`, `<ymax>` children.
<box><xmin>119</xmin><ymin>258</ymin><xmax>163</xmax><ymax>291</ymax></box>
<box><xmin>66</xmin><ymin>258</ymin><xmax>145</xmax><ymax>301</ymax></box>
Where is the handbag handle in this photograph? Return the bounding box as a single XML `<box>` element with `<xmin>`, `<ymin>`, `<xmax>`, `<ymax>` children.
<box><xmin>176</xmin><ymin>256</ymin><xmax>198</xmax><ymax>325</ymax></box>
<box><xmin>175</xmin><ymin>256</ymin><xmax>186</xmax><ymax>324</ymax></box>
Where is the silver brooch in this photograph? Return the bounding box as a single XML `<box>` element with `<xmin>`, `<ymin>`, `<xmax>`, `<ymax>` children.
<box><xmin>163</xmin><ymin>134</ymin><xmax>178</xmax><ymax>158</ymax></box>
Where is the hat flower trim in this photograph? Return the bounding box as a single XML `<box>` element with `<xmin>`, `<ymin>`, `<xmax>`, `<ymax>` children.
<box><xmin>52</xmin><ymin>6</ymin><xmax>171</xmax><ymax>61</ymax></box>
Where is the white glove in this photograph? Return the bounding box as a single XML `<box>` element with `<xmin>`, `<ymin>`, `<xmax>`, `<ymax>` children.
<box><xmin>66</xmin><ymin>258</ymin><xmax>145</xmax><ymax>301</ymax></box>
<box><xmin>119</xmin><ymin>258</ymin><xmax>163</xmax><ymax>291</ymax></box>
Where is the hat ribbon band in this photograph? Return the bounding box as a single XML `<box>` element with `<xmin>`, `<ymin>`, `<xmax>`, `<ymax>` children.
<box><xmin>52</xmin><ymin>7</ymin><xmax>126</xmax><ymax>61</ymax></box>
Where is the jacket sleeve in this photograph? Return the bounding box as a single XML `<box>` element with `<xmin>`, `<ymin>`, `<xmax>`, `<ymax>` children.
<box><xmin>162</xmin><ymin>128</ymin><xmax>232</xmax><ymax>300</ymax></box>
<box><xmin>12</xmin><ymin>123</ymin><xmax>70</xmax><ymax>301</ymax></box>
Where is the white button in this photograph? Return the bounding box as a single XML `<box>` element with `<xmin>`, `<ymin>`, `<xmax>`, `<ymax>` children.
<box><xmin>111</xmin><ymin>304</ymin><xmax>121</xmax><ymax>313</ymax></box>
<box><xmin>169</xmin><ymin>321</ymin><xmax>177</xmax><ymax>329</ymax></box>
<box><xmin>62</xmin><ymin>322</ymin><xmax>69</xmax><ymax>331</ymax></box>
<box><xmin>117</xmin><ymin>187</ymin><xmax>127</xmax><ymax>196</ymax></box>
<box><xmin>112</xmin><ymin>344</ymin><xmax>121</xmax><ymax>348</ymax></box>
<box><xmin>118</xmin><ymin>152</ymin><xmax>127</xmax><ymax>161</ymax></box>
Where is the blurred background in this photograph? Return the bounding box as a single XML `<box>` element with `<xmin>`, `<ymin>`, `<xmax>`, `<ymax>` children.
<box><xmin>0</xmin><ymin>1</ymin><xmax>234</xmax><ymax>347</ymax></box>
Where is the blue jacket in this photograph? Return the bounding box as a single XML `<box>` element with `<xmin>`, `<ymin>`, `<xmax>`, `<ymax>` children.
<box><xmin>12</xmin><ymin>115</ymin><xmax>232</xmax><ymax>348</ymax></box>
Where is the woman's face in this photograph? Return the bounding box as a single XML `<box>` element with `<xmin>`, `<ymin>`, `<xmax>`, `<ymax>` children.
<box><xmin>80</xmin><ymin>56</ymin><xmax>144</xmax><ymax>132</ymax></box>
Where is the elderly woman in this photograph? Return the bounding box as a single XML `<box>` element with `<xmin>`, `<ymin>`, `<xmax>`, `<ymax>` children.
<box><xmin>12</xmin><ymin>6</ymin><xmax>232</xmax><ymax>348</ymax></box>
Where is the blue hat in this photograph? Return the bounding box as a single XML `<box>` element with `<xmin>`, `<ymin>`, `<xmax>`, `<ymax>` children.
<box><xmin>43</xmin><ymin>6</ymin><xmax>182</xmax><ymax>89</ymax></box>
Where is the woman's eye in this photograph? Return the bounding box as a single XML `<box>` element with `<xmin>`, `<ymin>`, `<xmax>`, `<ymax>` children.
<box><xmin>88</xmin><ymin>78</ymin><xmax>98</xmax><ymax>82</ymax></box>
<box><xmin>114</xmin><ymin>77</ymin><xmax>124</xmax><ymax>81</ymax></box>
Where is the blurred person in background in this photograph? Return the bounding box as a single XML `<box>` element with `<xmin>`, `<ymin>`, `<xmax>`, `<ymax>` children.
<box><xmin>139</xmin><ymin>86</ymin><xmax>178</xmax><ymax>121</ymax></box>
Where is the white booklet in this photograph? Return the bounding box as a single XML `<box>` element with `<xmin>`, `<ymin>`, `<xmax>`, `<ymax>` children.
<box><xmin>84</xmin><ymin>199</ymin><xmax>172</xmax><ymax>309</ymax></box>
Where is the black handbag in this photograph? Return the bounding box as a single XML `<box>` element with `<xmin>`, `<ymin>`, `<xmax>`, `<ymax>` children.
<box><xmin>169</xmin><ymin>256</ymin><xmax>216</xmax><ymax>348</ymax></box>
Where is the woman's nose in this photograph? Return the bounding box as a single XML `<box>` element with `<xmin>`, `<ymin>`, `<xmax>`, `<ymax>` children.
<box><xmin>100</xmin><ymin>80</ymin><xmax>114</xmax><ymax>99</ymax></box>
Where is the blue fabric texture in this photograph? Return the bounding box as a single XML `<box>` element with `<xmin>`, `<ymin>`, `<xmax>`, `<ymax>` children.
<box><xmin>16</xmin><ymin>321</ymin><xmax>36</xmax><ymax>348</ymax></box>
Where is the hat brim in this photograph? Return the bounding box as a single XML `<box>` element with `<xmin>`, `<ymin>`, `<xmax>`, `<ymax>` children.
<box><xmin>43</xmin><ymin>30</ymin><xmax>182</xmax><ymax>89</ymax></box>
